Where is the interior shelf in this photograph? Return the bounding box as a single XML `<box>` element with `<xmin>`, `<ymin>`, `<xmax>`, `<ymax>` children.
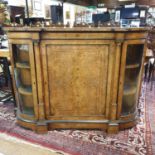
<box><xmin>18</xmin><ymin>86</ymin><xmax>32</xmax><ymax>95</ymax></box>
<box><xmin>123</xmin><ymin>84</ymin><xmax>137</xmax><ymax>95</ymax></box>
<box><xmin>16</xmin><ymin>62</ymin><xmax>30</xmax><ymax>69</ymax></box>
<box><xmin>125</xmin><ymin>63</ymin><xmax>140</xmax><ymax>69</ymax></box>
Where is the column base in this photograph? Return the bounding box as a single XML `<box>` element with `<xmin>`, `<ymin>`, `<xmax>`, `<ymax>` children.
<box><xmin>107</xmin><ymin>123</ymin><xmax>119</xmax><ymax>134</ymax></box>
<box><xmin>35</xmin><ymin>121</ymin><xmax>48</xmax><ymax>134</ymax></box>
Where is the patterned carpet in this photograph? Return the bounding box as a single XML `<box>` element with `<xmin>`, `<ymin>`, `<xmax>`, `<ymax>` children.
<box><xmin>0</xmin><ymin>82</ymin><xmax>154</xmax><ymax>155</ymax></box>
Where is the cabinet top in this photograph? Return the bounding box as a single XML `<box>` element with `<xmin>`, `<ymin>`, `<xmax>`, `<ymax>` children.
<box><xmin>4</xmin><ymin>26</ymin><xmax>149</xmax><ymax>33</ymax></box>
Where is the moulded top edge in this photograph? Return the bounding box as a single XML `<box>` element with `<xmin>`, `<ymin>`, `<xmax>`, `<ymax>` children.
<box><xmin>4</xmin><ymin>26</ymin><xmax>149</xmax><ymax>33</ymax></box>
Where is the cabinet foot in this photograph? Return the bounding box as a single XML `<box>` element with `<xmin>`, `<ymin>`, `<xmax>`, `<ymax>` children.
<box><xmin>107</xmin><ymin>123</ymin><xmax>119</xmax><ymax>134</ymax></box>
<box><xmin>35</xmin><ymin>122</ymin><xmax>48</xmax><ymax>134</ymax></box>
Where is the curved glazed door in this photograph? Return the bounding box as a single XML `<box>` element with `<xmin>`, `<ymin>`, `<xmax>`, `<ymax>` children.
<box><xmin>9</xmin><ymin>40</ymin><xmax>38</xmax><ymax>120</ymax></box>
<box><xmin>118</xmin><ymin>40</ymin><xmax>146</xmax><ymax>118</ymax></box>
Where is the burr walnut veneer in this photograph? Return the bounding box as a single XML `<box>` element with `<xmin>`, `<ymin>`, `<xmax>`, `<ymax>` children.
<box><xmin>5</xmin><ymin>27</ymin><xmax>148</xmax><ymax>133</ymax></box>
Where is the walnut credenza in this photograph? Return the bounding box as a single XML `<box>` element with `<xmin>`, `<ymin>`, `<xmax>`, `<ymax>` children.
<box><xmin>5</xmin><ymin>27</ymin><xmax>148</xmax><ymax>133</ymax></box>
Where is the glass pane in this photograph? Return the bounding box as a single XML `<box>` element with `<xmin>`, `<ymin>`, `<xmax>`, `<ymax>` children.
<box><xmin>126</xmin><ymin>44</ymin><xmax>143</xmax><ymax>65</ymax></box>
<box><xmin>17</xmin><ymin>68</ymin><xmax>32</xmax><ymax>87</ymax></box>
<box><xmin>13</xmin><ymin>44</ymin><xmax>30</xmax><ymax>63</ymax></box>
<box><xmin>122</xmin><ymin>68</ymin><xmax>140</xmax><ymax>115</ymax></box>
<box><xmin>121</xmin><ymin>44</ymin><xmax>144</xmax><ymax>115</ymax></box>
<box><xmin>12</xmin><ymin>44</ymin><xmax>34</xmax><ymax>115</ymax></box>
<box><xmin>18</xmin><ymin>94</ymin><xmax>34</xmax><ymax>115</ymax></box>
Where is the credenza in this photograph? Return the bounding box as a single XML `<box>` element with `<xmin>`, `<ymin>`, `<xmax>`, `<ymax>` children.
<box><xmin>4</xmin><ymin>27</ymin><xmax>148</xmax><ymax>133</ymax></box>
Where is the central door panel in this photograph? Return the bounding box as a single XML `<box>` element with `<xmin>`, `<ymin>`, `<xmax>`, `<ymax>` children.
<box><xmin>45</xmin><ymin>45</ymin><xmax>109</xmax><ymax>117</ymax></box>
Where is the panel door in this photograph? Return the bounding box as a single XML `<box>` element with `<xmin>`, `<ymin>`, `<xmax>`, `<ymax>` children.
<box><xmin>42</xmin><ymin>40</ymin><xmax>114</xmax><ymax>120</ymax></box>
